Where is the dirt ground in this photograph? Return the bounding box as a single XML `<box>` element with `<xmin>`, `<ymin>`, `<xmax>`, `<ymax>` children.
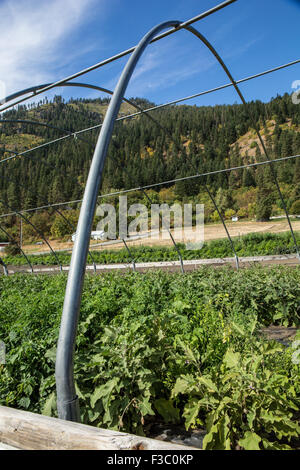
<box><xmin>21</xmin><ymin>218</ymin><xmax>300</xmax><ymax>254</ymax></box>
<box><xmin>259</xmin><ymin>326</ymin><xmax>298</xmax><ymax>346</ymax></box>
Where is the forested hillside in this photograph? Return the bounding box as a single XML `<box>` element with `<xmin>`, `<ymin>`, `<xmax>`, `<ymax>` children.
<box><xmin>0</xmin><ymin>92</ymin><xmax>300</xmax><ymax>241</ymax></box>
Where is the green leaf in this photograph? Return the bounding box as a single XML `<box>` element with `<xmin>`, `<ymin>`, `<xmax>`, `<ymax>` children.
<box><xmin>90</xmin><ymin>378</ymin><xmax>119</xmax><ymax>408</ymax></box>
<box><xmin>42</xmin><ymin>391</ymin><xmax>56</xmax><ymax>416</ymax></box>
<box><xmin>217</xmin><ymin>415</ymin><xmax>231</xmax><ymax>450</ymax></box>
<box><xmin>19</xmin><ymin>397</ymin><xmax>31</xmax><ymax>409</ymax></box>
<box><xmin>247</xmin><ymin>410</ymin><xmax>256</xmax><ymax>429</ymax></box>
<box><xmin>171</xmin><ymin>375</ymin><xmax>198</xmax><ymax>397</ymax></box>
<box><xmin>197</xmin><ymin>376</ymin><xmax>218</xmax><ymax>393</ymax></box>
<box><xmin>182</xmin><ymin>398</ymin><xmax>201</xmax><ymax>429</ymax></box>
<box><xmin>45</xmin><ymin>346</ymin><xmax>57</xmax><ymax>363</ymax></box>
<box><xmin>155</xmin><ymin>398</ymin><xmax>180</xmax><ymax>424</ymax></box>
<box><xmin>202</xmin><ymin>423</ymin><xmax>219</xmax><ymax>450</ymax></box>
<box><xmin>223</xmin><ymin>350</ymin><xmax>241</xmax><ymax>369</ymax></box>
<box><xmin>139</xmin><ymin>396</ymin><xmax>155</xmax><ymax>416</ymax></box>
<box><xmin>75</xmin><ymin>382</ymin><xmax>85</xmax><ymax>400</ymax></box>
<box><xmin>262</xmin><ymin>439</ymin><xmax>292</xmax><ymax>450</ymax></box>
<box><xmin>176</xmin><ymin>337</ymin><xmax>198</xmax><ymax>364</ymax></box>
<box><xmin>239</xmin><ymin>431</ymin><xmax>261</xmax><ymax>450</ymax></box>
<box><xmin>231</xmin><ymin>322</ymin><xmax>246</xmax><ymax>337</ymax></box>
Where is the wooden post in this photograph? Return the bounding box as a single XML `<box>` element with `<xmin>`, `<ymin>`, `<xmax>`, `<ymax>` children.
<box><xmin>0</xmin><ymin>406</ymin><xmax>199</xmax><ymax>450</ymax></box>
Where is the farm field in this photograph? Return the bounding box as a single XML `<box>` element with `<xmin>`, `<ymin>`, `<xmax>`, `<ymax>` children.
<box><xmin>19</xmin><ymin>219</ymin><xmax>300</xmax><ymax>255</ymax></box>
<box><xmin>0</xmin><ymin>266</ymin><xmax>299</xmax><ymax>450</ymax></box>
<box><xmin>3</xmin><ymin>231</ymin><xmax>300</xmax><ymax>268</ymax></box>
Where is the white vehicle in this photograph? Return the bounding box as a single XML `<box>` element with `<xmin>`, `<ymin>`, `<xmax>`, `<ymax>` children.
<box><xmin>71</xmin><ymin>230</ymin><xmax>106</xmax><ymax>242</ymax></box>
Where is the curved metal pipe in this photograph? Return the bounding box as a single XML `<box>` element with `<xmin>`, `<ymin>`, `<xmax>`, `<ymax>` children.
<box><xmin>55</xmin><ymin>18</ymin><xmax>298</xmax><ymax>421</ymax></box>
<box><xmin>55</xmin><ymin>20</ymin><xmax>182</xmax><ymax>422</ymax></box>
<box><xmin>3</xmin><ymin>82</ymin><xmax>125</xmax><ymax>105</ymax></box>
<box><xmin>0</xmin><ymin>83</ymin><xmax>178</xmax><ymax>158</ymax></box>
<box><xmin>0</xmin><ymin>224</ymin><xmax>33</xmax><ymax>273</ymax></box>
<box><xmin>0</xmin><ymin>1</ymin><xmax>236</xmax><ymax>113</ymax></box>
<box><xmin>0</xmin><ymin>119</ymin><xmax>90</xmax><ymax>145</ymax></box>
<box><xmin>185</xmin><ymin>24</ymin><xmax>299</xmax><ymax>262</ymax></box>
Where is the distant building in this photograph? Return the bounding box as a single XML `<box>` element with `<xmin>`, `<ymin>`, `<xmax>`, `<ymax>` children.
<box><xmin>71</xmin><ymin>230</ymin><xmax>106</xmax><ymax>242</ymax></box>
<box><xmin>0</xmin><ymin>242</ymin><xmax>9</xmax><ymax>252</ymax></box>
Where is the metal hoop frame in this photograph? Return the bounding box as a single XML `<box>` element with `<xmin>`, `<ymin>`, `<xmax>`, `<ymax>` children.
<box><xmin>0</xmin><ymin>2</ymin><xmax>297</xmax><ymax>422</ymax></box>
<box><xmin>53</xmin><ymin>19</ymin><xmax>300</xmax><ymax>420</ymax></box>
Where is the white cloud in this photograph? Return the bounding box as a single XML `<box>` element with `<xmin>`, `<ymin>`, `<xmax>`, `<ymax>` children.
<box><xmin>0</xmin><ymin>0</ymin><xmax>98</xmax><ymax>97</ymax></box>
<box><xmin>124</xmin><ymin>38</ymin><xmax>216</xmax><ymax>98</ymax></box>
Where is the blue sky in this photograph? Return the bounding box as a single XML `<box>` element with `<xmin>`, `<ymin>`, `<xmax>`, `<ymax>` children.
<box><xmin>0</xmin><ymin>0</ymin><xmax>300</xmax><ymax>108</ymax></box>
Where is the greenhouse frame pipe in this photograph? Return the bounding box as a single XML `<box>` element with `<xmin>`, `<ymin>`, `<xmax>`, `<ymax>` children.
<box><xmin>0</xmin><ymin>68</ymin><xmax>260</xmax><ymax>270</ymax></box>
<box><xmin>0</xmin><ymin>224</ymin><xmax>33</xmax><ymax>273</ymax></box>
<box><xmin>1</xmin><ymin>56</ymin><xmax>300</xmax><ymax>167</ymax></box>
<box><xmin>0</xmin><ymin>119</ymin><xmax>90</xmax><ymax>145</ymax></box>
<box><xmin>122</xmin><ymin>238</ymin><xmax>136</xmax><ymax>272</ymax></box>
<box><xmin>0</xmin><ymin>200</ymin><xmax>62</xmax><ymax>271</ymax></box>
<box><xmin>57</xmin><ymin>16</ymin><xmax>288</xmax><ymax>419</ymax></box>
<box><xmin>1</xmin><ymin>83</ymin><xmax>177</xmax><ymax>152</ymax></box>
<box><xmin>55</xmin><ymin>20</ymin><xmax>184</xmax><ymax>422</ymax></box>
<box><xmin>0</xmin><ymin>0</ymin><xmax>236</xmax><ymax>113</ymax></box>
<box><xmin>2</xmin><ymin>82</ymin><xmax>150</xmax><ymax>123</ymax></box>
<box><xmin>184</xmin><ymin>24</ymin><xmax>300</xmax><ymax>262</ymax></box>
<box><xmin>2</xmin><ymin>82</ymin><xmax>131</xmax><ymax>106</ymax></box>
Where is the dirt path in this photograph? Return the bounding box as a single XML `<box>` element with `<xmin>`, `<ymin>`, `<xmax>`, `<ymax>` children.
<box><xmin>21</xmin><ymin>219</ymin><xmax>300</xmax><ymax>254</ymax></box>
<box><xmin>7</xmin><ymin>254</ymin><xmax>300</xmax><ymax>275</ymax></box>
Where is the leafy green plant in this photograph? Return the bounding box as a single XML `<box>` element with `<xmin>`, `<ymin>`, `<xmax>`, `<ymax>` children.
<box><xmin>3</xmin><ymin>231</ymin><xmax>300</xmax><ymax>267</ymax></box>
<box><xmin>0</xmin><ymin>267</ymin><xmax>299</xmax><ymax>445</ymax></box>
<box><xmin>172</xmin><ymin>325</ymin><xmax>300</xmax><ymax>450</ymax></box>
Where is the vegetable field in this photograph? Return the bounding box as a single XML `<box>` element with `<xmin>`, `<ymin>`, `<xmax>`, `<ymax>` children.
<box><xmin>0</xmin><ymin>266</ymin><xmax>299</xmax><ymax>450</ymax></box>
<box><xmin>3</xmin><ymin>231</ymin><xmax>300</xmax><ymax>267</ymax></box>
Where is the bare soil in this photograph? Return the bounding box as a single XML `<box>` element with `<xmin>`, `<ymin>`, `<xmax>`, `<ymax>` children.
<box><xmin>259</xmin><ymin>326</ymin><xmax>298</xmax><ymax>345</ymax></box>
<box><xmin>21</xmin><ymin>219</ymin><xmax>300</xmax><ymax>254</ymax></box>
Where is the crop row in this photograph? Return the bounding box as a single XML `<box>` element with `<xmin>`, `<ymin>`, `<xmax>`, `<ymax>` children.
<box><xmin>3</xmin><ymin>231</ymin><xmax>300</xmax><ymax>266</ymax></box>
<box><xmin>0</xmin><ymin>266</ymin><xmax>299</xmax><ymax>449</ymax></box>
